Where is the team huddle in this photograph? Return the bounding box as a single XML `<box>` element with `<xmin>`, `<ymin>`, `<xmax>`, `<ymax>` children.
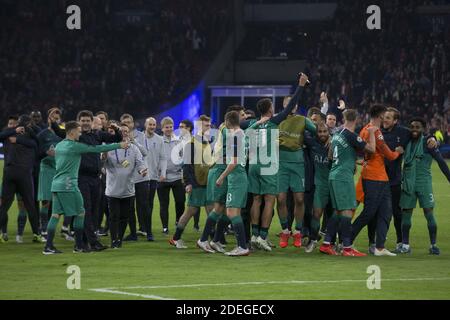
<box><xmin>0</xmin><ymin>72</ymin><xmax>449</xmax><ymax>257</ymax></box>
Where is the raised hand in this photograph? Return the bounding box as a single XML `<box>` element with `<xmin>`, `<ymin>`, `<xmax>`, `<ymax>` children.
<box><xmin>110</xmin><ymin>123</ymin><xmax>120</xmax><ymax>131</ymax></box>
<box><xmin>298</xmin><ymin>73</ymin><xmax>309</xmax><ymax>87</ymax></box>
<box><xmin>320</xmin><ymin>92</ymin><xmax>328</xmax><ymax>104</ymax></box>
<box><xmin>426</xmin><ymin>137</ymin><xmax>438</xmax><ymax>149</ymax></box>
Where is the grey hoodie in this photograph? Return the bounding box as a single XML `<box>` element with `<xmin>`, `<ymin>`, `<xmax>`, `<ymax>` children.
<box><xmin>161</xmin><ymin>134</ymin><xmax>183</xmax><ymax>182</ymax></box>
<box><xmin>135</xmin><ymin>132</ymin><xmax>167</xmax><ymax>182</ymax></box>
<box><xmin>131</xmin><ymin>139</ymin><xmax>150</xmax><ymax>183</ymax></box>
<box><xmin>131</xmin><ymin>128</ymin><xmax>145</xmax><ymax>141</ymax></box>
<box><xmin>105</xmin><ymin>144</ymin><xmax>146</xmax><ymax>198</ymax></box>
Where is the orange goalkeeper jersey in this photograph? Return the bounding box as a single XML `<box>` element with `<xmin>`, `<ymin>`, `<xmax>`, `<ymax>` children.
<box><xmin>359</xmin><ymin>123</ymin><xmax>400</xmax><ymax>182</ymax></box>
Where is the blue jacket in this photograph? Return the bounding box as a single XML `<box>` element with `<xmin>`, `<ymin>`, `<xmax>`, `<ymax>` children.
<box><xmin>381</xmin><ymin>124</ymin><xmax>410</xmax><ymax>186</ymax></box>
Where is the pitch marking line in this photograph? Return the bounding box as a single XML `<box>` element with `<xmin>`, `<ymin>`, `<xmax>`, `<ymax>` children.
<box><xmin>90</xmin><ymin>277</ymin><xmax>450</xmax><ymax>299</ymax></box>
<box><xmin>89</xmin><ymin>288</ymin><xmax>175</xmax><ymax>300</ymax></box>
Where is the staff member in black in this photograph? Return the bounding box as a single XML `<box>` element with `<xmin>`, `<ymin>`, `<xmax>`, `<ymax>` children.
<box><xmin>377</xmin><ymin>107</ymin><xmax>437</xmax><ymax>252</ymax></box>
<box><xmin>51</xmin><ymin>110</ymin><xmax>122</xmax><ymax>251</ymax></box>
<box><xmin>0</xmin><ymin>115</ymin><xmax>43</xmax><ymax>242</ymax></box>
<box><xmin>95</xmin><ymin>111</ymin><xmax>111</xmax><ymax>236</ymax></box>
<box><xmin>30</xmin><ymin>111</ymin><xmax>46</xmax><ymax>218</ymax></box>
<box><xmin>366</xmin><ymin>107</ymin><xmax>437</xmax><ymax>253</ymax></box>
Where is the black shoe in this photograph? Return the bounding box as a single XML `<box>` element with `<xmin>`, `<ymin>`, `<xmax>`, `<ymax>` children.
<box><xmin>73</xmin><ymin>246</ymin><xmax>91</xmax><ymax>253</ymax></box>
<box><xmin>162</xmin><ymin>228</ymin><xmax>169</xmax><ymax>235</ymax></box>
<box><xmin>193</xmin><ymin>225</ymin><xmax>200</xmax><ymax>232</ymax></box>
<box><xmin>91</xmin><ymin>242</ymin><xmax>108</xmax><ymax>251</ymax></box>
<box><xmin>123</xmin><ymin>234</ymin><xmax>138</xmax><ymax>241</ymax></box>
<box><xmin>111</xmin><ymin>240</ymin><xmax>119</xmax><ymax>249</ymax></box>
<box><xmin>147</xmin><ymin>233</ymin><xmax>154</xmax><ymax>241</ymax></box>
<box><xmin>97</xmin><ymin>229</ymin><xmax>108</xmax><ymax>237</ymax></box>
<box><xmin>42</xmin><ymin>246</ymin><xmax>63</xmax><ymax>255</ymax></box>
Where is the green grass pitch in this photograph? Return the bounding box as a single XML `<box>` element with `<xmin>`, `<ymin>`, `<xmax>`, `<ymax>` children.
<box><xmin>0</xmin><ymin>160</ymin><xmax>449</xmax><ymax>300</ymax></box>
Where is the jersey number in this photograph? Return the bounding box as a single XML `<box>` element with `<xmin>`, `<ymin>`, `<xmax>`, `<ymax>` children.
<box><xmin>259</xmin><ymin>129</ymin><xmax>267</xmax><ymax>148</ymax></box>
<box><xmin>333</xmin><ymin>146</ymin><xmax>339</xmax><ymax>164</ymax></box>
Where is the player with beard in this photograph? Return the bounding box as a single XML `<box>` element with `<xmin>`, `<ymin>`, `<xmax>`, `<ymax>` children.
<box><xmin>398</xmin><ymin>118</ymin><xmax>450</xmax><ymax>255</ymax></box>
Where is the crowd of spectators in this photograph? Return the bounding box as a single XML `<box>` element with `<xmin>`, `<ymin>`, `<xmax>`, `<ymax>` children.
<box><xmin>239</xmin><ymin>0</ymin><xmax>450</xmax><ymax>143</ymax></box>
<box><xmin>0</xmin><ymin>0</ymin><xmax>232</xmax><ymax>125</ymax></box>
<box><xmin>1</xmin><ymin>0</ymin><xmax>449</xmax><ymax>143</ymax></box>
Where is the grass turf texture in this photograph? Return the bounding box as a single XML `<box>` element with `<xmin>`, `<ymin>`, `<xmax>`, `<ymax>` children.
<box><xmin>0</xmin><ymin>160</ymin><xmax>449</xmax><ymax>300</ymax></box>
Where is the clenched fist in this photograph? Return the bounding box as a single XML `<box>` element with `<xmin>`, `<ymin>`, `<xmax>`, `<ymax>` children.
<box><xmin>298</xmin><ymin>73</ymin><xmax>309</xmax><ymax>87</ymax></box>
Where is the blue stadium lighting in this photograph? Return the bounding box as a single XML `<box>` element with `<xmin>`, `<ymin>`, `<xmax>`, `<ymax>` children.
<box><xmin>156</xmin><ymin>84</ymin><xmax>204</xmax><ymax>125</ymax></box>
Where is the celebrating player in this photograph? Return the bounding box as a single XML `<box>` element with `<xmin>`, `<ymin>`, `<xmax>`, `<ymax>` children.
<box><xmin>197</xmin><ymin>109</ymin><xmax>269</xmax><ymax>253</ymax></box>
<box><xmin>319</xmin><ymin>109</ymin><xmax>376</xmax><ymax>256</ymax></box>
<box><xmin>215</xmin><ymin>111</ymin><xmax>251</xmax><ymax>256</ymax></box>
<box><xmin>398</xmin><ymin>117</ymin><xmax>450</xmax><ymax>255</ymax></box>
<box><xmin>0</xmin><ymin>116</ymin><xmax>30</xmax><ymax>243</ymax></box>
<box><xmin>42</xmin><ymin>121</ymin><xmax>128</xmax><ymax>254</ymax></box>
<box><xmin>350</xmin><ymin>104</ymin><xmax>404</xmax><ymax>256</ymax></box>
<box><xmin>170</xmin><ymin>115</ymin><xmax>214</xmax><ymax>249</ymax></box>
<box><xmin>36</xmin><ymin>108</ymin><xmax>63</xmax><ymax>239</ymax></box>
<box><xmin>277</xmin><ymin>94</ymin><xmax>317</xmax><ymax>249</ymax></box>
<box><xmin>246</xmin><ymin>72</ymin><xmax>309</xmax><ymax>251</ymax></box>
<box><xmin>304</xmin><ymin>122</ymin><xmax>331</xmax><ymax>253</ymax></box>
<box><xmin>0</xmin><ymin>115</ymin><xmax>42</xmax><ymax>244</ymax></box>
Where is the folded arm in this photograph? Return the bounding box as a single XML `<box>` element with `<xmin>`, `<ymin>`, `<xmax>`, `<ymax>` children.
<box><xmin>0</xmin><ymin>128</ymin><xmax>16</xmax><ymax>142</ymax></box>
